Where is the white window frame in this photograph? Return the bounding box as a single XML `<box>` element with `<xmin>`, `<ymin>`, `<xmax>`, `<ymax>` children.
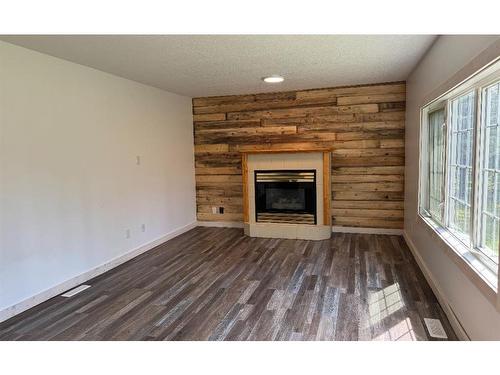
<box><xmin>419</xmin><ymin>61</ymin><xmax>500</xmax><ymax>289</ymax></box>
<box><xmin>445</xmin><ymin>88</ymin><xmax>476</xmax><ymax>246</ymax></box>
<box><xmin>424</xmin><ymin>105</ymin><xmax>447</xmax><ymax>224</ymax></box>
<box><xmin>475</xmin><ymin>79</ymin><xmax>500</xmax><ymax>266</ymax></box>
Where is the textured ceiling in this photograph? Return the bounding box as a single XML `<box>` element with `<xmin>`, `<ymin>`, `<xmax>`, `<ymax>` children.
<box><xmin>0</xmin><ymin>35</ymin><xmax>436</xmax><ymax>97</ymax></box>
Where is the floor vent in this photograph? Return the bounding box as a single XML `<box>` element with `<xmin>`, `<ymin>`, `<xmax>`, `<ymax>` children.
<box><xmin>257</xmin><ymin>212</ymin><xmax>315</xmax><ymax>225</ymax></box>
<box><xmin>424</xmin><ymin>318</ymin><xmax>448</xmax><ymax>339</ymax></box>
<box><xmin>61</xmin><ymin>285</ymin><xmax>91</xmax><ymax>298</ymax></box>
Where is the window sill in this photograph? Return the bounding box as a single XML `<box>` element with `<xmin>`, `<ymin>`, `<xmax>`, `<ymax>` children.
<box><xmin>417</xmin><ymin>214</ymin><xmax>498</xmax><ymax>305</ymax></box>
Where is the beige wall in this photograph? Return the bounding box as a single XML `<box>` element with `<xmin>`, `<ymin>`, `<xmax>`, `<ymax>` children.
<box><xmin>0</xmin><ymin>41</ymin><xmax>196</xmax><ymax>317</ymax></box>
<box><xmin>405</xmin><ymin>35</ymin><xmax>500</xmax><ymax>339</ymax></box>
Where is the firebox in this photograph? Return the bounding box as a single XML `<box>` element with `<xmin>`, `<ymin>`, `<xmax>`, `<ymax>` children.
<box><xmin>254</xmin><ymin>170</ymin><xmax>316</xmax><ymax>225</ymax></box>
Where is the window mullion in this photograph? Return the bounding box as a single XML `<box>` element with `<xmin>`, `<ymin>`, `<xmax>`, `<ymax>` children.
<box><xmin>443</xmin><ymin>101</ymin><xmax>451</xmax><ymax>228</ymax></box>
<box><xmin>480</xmin><ymin>88</ymin><xmax>489</xmax><ymax>250</ymax></box>
<box><xmin>472</xmin><ymin>87</ymin><xmax>483</xmax><ymax>249</ymax></box>
<box><xmin>440</xmin><ymin>117</ymin><xmax>447</xmax><ymax>221</ymax></box>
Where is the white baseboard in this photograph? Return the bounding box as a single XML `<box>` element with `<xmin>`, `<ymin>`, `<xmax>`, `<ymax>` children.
<box><xmin>0</xmin><ymin>221</ymin><xmax>197</xmax><ymax>323</ymax></box>
<box><xmin>403</xmin><ymin>231</ymin><xmax>470</xmax><ymax>341</ymax></box>
<box><xmin>332</xmin><ymin>226</ymin><xmax>404</xmax><ymax>235</ymax></box>
<box><xmin>197</xmin><ymin>221</ymin><xmax>244</xmax><ymax>228</ymax></box>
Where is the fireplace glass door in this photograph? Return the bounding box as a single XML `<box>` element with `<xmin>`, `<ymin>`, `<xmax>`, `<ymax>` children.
<box><xmin>255</xmin><ymin>170</ymin><xmax>316</xmax><ymax>224</ymax></box>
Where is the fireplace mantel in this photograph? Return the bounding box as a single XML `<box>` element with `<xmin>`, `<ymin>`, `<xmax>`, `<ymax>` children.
<box><xmin>242</xmin><ymin>151</ymin><xmax>331</xmax><ymax>240</ymax></box>
<box><xmin>238</xmin><ymin>146</ymin><xmax>332</xmax><ymax>155</ymax></box>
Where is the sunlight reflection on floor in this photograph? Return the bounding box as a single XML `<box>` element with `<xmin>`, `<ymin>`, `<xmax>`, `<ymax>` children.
<box><xmin>367</xmin><ymin>283</ymin><xmax>417</xmax><ymax>341</ymax></box>
<box><xmin>373</xmin><ymin>317</ymin><xmax>416</xmax><ymax>341</ymax></box>
<box><xmin>368</xmin><ymin>283</ymin><xmax>404</xmax><ymax>325</ymax></box>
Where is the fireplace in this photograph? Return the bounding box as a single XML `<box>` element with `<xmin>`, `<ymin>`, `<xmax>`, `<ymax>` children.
<box><xmin>255</xmin><ymin>170</ymin><xmax>316</xmax><ymax>225</ymax></box>
<box><xmin>243</xmin><ymin>152</ymin><xmax>330</xmax><ymax>240</ymax></box>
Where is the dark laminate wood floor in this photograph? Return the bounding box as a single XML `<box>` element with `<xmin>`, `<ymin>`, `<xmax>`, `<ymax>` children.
<box><xmin>0</xmin><ymin>227</ymin><xmax>456</xmax><ymax>341</ymax></box>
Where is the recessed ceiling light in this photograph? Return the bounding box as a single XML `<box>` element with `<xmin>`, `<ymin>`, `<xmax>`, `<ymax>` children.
<box><xmin>263</xmin><ymin>75</ymin><xmax>284</xmax><ymax>83</ymax></box>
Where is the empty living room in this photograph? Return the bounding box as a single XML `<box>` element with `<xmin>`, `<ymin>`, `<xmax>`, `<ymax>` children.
<box><xmin>1</xmin><ymin>1</ymin><xmax>500</xmax><ymax>374</ymax></box>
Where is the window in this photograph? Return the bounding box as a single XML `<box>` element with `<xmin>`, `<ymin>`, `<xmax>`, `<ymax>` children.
<box><xmin>448</xmin><ymin>91</ymin><xmax>475</xmax><ymax>242</ymax></box>
<box><xmin>420</xmin><ymin>64</ymin><xmax>500</xmax><ymax>280</ymax></box>
<box><xmin>479</xmin><ymin>82</ymin><xmax>500</xmax><ymax>264</ymax></box>
<box><xmin>427</xmin><ymin>108</ymin><xmax>446</xmax><ymax>223</ymax></box>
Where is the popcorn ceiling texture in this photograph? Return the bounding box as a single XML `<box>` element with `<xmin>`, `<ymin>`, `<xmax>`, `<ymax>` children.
<box><xmin>0</xmin><ymin>35</ymin><xmax>434</xmax><ymax>97</ymax></box>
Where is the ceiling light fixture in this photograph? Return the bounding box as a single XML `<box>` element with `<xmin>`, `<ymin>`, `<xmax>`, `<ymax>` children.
<box><xmin>263</xmin><ymin>75</ymin><xmax>284</xmax><ymax>83</ymax></box>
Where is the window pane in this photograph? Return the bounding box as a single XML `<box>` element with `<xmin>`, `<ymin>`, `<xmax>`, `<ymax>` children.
<box><xmin>427</xmin><ymin>108</ymin><xmax>445</xmax><ymax>222</ymax></box>
<box><xmin>479</xmin><ymin>82</ymin><xmax>500</xmax><ymax>264</ymax></box>
<box><xmin>448</xmin><ymin>91</ymin><xmax>475</xmax><ymax>242</ymax></box>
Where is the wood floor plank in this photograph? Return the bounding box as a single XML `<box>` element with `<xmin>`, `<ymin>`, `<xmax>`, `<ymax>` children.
<box><xmin>0</xmin><ymin>227</ymin><xmax>457</xmax><ymax>341</ymax></box>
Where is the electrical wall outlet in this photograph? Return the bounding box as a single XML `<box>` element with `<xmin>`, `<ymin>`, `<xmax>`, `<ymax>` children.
<box><xmin>125</xmin><ymin>229</ymin><xmax>131</xmax><ymax>239</ymax></box>
<box><xmin>136</xmin><ymin>155</ymin><xmax>141</xmax><ymax>165</ymax></box>
<box><xmin>141</xmin><ymin>223</ymin><xmax>146</xmax><ymax>232</ymax></box>
<box><xmin>211</xmin><ymin>206</ymin><xmax>224</xmax><ymax>214</ymax></box>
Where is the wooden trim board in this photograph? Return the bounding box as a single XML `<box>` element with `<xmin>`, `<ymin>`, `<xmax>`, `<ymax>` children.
<box><xmin>238</xmin><ymin>148</ymin><xmax>332</xmax><ymax>154</ymax></box>
<box><xmin>242</xmin><ymin>153</ymin><xmax>249</xmax><ymax>223</ymax></box>
<box><xmin>323</xmin><ymin>151</ymin><xmax>331</xmax><ymax>225</ymax></box>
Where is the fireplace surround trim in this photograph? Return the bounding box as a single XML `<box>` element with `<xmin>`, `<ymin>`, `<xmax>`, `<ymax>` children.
<box><xmin>242</xmin><ymin>151</ymin><xmax>331</xmax><ymax>240</ymax></box>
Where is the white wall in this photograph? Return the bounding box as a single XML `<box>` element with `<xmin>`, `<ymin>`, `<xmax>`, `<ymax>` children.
<box><xmin>405</xmin><ymin>35</ymin><xmax>500</xmax><ymax>339</ymax></box>
<box><xmin>0</xmin><ymin>41</ymin><xmax>196</xmax><ymax>317</ymax></box>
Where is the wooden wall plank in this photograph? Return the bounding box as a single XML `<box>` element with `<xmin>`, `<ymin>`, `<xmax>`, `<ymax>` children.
<box><xmin>333</xmin><ymin>191</ymin><xmax>404</xmax><ymax>200</ymax></box>
<box><xmin>331</xmin><ymin>200</ymin><xmax>404</xmax><ymax>210</ymax></box>
<box><xmin>331</xmin><ymin>156</ymin><xmax>404</xmax><ymax>167</ymax></box>
<box><xmin>332</xmin><ymin>166</ymin><xmax>404</xmax><ymax>175</ymax></box>
<box><xmin>193</xmin><ymin>113</ymin><xmax>226</xmax><ymax>122</ymax></box>
<box><xmin>334</xmin><ymin>131</ymin><xmax>403</xmax><ymax>141</ymax></box>
<box><xmin>227</xmin><ymin>103</ymin><xmax>379</xmax><ymax>121</ymax></box>
<box><xmin>195</xmin><ymin>120</ymin><xmax>261</xmax><ymax>131</ymax></box>
<box><xmin>331</xmin><ymin>208</ymin><xmax>404</xmax><ymax>218</ymax></box>
<box><xmin>337</xmin><ymin>92</ymin><xmax>406</xmax><ymax>106</ymax></box>
<box><xmin>196</xmin><ymin>166</ymin><xmax>241</xmax><ymax>175</ymax></box>
<box><xmin>196</xmin><ymin>175</ymin><xmax>242</xmax><ymax>184</ymax></box>
<box><xmin>332</xmin><ymin>182</ymin><xmax>404</xmax><ymax>192</ymax></box>
<box><xmin>295</xmin><ymin>82</ymin><xmax>405</xmax><ymax>101</ymax></box>
<box><xmin>298</xmin><ymin>120</ymin><xmax>404</xmax><ymax>133</ymax></box>
<box><xmin>332</xmin><ymin>217</ymin><xmax>403</xmax><ymax>229</ymax></box>
<box><xmin>357</xmin><ymin>111</ymin><xmax>405</xmax><ymax>122</ymax></box>
<box><xmin>194</xmin><ymin>144</ymin><xmax>230</xmax><ymax>154</ymax></box>
<box><xmin>197</xmin><ymin>196</ymin><xmax>243</xmax><ymax>205</ymax></box>
<box><xmin>331</xmin><ymin>174</ymin><xmax>404</xmax><ymax>183</ymax></box>
<box><xmin>196</xmin><ymin>125</ymin><xmax>297</xmax><ymax>136</ymax></box>
<box><xmin>332</xmin><ymin>148</ymin><xmax>405</xmax><ymax>157</ymax></box>
<box><xmin>193</xmin><ymin>81</ymin><xmax>406</xmax><ymax>229</ymax></box>
<box><xmin>197</xmin><ymin>204</ymin><xmax>243</xmax><ymax>213</ymax></box>
<box><xmin>194</xmin><ymin>98</ymin><xmax>308</xmax><ymax>114</ymax></box>
<box><xmin>197</xmin><ymin>213</ymin><xmax>243</xmax><ymax>221</ymax></box>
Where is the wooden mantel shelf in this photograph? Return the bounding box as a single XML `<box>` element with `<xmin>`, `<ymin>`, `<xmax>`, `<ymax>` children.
<box><xmin>238</xmin><ymin>147</ymin><xmax>332</xmax><ymax>154</ymax></box>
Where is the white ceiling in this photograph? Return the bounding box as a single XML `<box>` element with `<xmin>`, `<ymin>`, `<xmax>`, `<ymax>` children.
<box><xmin>0</xmin><ymin>35</ymin><xmax>436</xmax><ymax>97</ymax></box>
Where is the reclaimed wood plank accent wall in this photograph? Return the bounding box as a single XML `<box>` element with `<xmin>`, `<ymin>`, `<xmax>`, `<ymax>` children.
<box><xmin>193</xmin><ymin>81</ymin><xmax>405</xmax><ymax>229</ymax></box>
